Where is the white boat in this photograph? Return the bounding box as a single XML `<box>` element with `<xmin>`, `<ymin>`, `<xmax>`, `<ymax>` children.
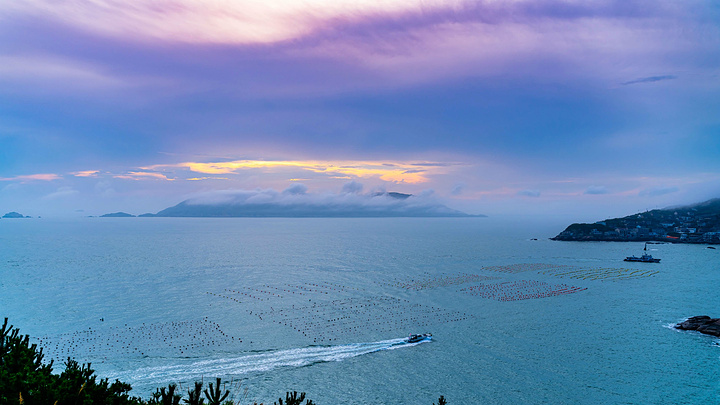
<box><xmin>406</xmin><ymin>333</ymin><xmax>432</xmax><ymax>343</ymax></box>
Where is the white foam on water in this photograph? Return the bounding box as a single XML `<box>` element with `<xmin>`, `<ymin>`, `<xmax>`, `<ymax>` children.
<box><xmin>664</xmin><ymin>320</ymin><xmax>720</xmax><ymax>347</ymax></box>
<box><xmin>663</xmin><ymin>322</ymin><xmax>683</xmax><ymax>332</ymax></box>
<box><xmin>104</xmin><ymin>337</ymin><xmax>427</xmax><ymax>387</ymax></box>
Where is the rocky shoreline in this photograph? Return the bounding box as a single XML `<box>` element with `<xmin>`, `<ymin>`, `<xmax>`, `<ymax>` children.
<box><xmin>552</xmin><ymin>198</ymin><xmax>720</xmax><ymax>244</ymax></box>
<box><xmin>675</xmin><ymin>316</ymin><xmax>720</xmax><ymax>337</ymax></box>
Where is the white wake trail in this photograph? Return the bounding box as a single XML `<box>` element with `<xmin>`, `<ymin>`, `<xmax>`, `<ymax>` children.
<box><xmin>104</xmin><ymin>337</ymin><xmax>428</xmax><ymax>386</ymax></box>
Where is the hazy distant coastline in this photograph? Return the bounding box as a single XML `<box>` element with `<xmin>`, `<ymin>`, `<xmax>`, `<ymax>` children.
<box><xmin>99</xmin><ymin>190</ymin><xmax>484</xmax><ymax>218</ymax></box>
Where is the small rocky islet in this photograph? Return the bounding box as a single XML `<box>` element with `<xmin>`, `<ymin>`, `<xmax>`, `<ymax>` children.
<box><xmin>2</xmin><ymin>211</ymin><xmax>31</xmax><ymax>218</ymax></box>
<box><xmin>675</xmin><ymin>316</ymin><xmax>720</xmax><ymax>337</ymax></box>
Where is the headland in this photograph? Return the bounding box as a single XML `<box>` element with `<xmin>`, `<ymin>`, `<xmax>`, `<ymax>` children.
<box><xmin>552</xmin><ymin>198</ymin><xmax>720</xmax><ymax>244</ymax></box>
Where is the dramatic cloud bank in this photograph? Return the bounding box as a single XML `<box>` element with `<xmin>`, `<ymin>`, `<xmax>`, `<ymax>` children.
<box><xmin>154</xmin><ymin>183</ymin><xmax>476</xmax><ymax>217</ymax></box>
<box><xmin>2</xmin><ymin>0</ymin><xmax>469</xmax><ymax>44</ymax></box>
<box><xmin>1</xmin><ymin>0</ymin><xmax>719</xmax><ymax>219</ymax></box>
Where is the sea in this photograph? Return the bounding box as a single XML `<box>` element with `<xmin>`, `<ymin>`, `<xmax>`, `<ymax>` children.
<box><xmin>1</xmin><ymin>217</ymin><xmax>719</xmax><ymax>404</ymax></box>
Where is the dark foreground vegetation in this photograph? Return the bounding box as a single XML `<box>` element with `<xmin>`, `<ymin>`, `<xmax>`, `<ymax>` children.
<box><xmin>1</xmin><ymin>318</ymin><xmax>446</xmax><ymax>404</ymax></box>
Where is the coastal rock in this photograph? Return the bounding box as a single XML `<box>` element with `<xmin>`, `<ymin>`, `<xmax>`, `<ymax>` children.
<box><xmin>675</xmin><ymin>316</ymin><xmax>720</xmax><ymax>337</ymax></box>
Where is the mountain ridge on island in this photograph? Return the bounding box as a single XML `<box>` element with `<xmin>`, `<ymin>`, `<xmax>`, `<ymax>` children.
<box><xmin>2</xmin><ymin>211</ymin><xmax>31</xmax><ymax>218</ymax></box>
<box><xmin>148</xmin><ymin>190</ymin><xmax>482</xmax><ymax>218</ymax></box>
<box><xmin>100</xmin><ymin>212</ymin><xmax>136</xmax><ymax>217</ymax></box>
<box><xmin>552</xmin><ymin>198</ymin><xmax>720</xmax><ymax>244</ymax></box>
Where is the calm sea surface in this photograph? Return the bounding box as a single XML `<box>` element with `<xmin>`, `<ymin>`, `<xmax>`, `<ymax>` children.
<box><xmin>1</xmin><ymin>217</ymin><xmax>719</xmax><ymax>404</ymax></box>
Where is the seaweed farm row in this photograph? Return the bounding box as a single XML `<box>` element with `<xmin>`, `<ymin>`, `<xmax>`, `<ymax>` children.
<box><xmin>460</xmin><ymin>280</ymin><xmax>587</xmax><ymax>301</ymax></box>
<box><xmin>540</xmin><ymin>266</ymin><xmax>660</xmax><ymax>281</ymax></box>
<box><xmin>33</xmin><ymin>264</ymin><xmax>658</xmax><ymax>363</ymax></box>
<box><xmin>35</xmin><ymin>318</ymin><xmax>239</xmax><ymax>363</ymax></box>
<box><xmin>481</xmin><ymin>263</ymin><xmax>574</xmax><ymax>274</ymax></box>
<box><xmin>376</xmin><ymin>263</ymin><xmax>659</xmax><ymax>291</ymax></box>
<box><xmin>377</xmin><ymin>272</ymin><xmax>498</xmax><ymax>290</ymax></box>
<box><xmin>215</xmin><ymin>293</ymin><xmax>470</xmax><ymax>343</ymax></box>
<box><xmin>218</xmin><ymin>281</ymin><xmax>365</xmax><ymax>301</ymax></box>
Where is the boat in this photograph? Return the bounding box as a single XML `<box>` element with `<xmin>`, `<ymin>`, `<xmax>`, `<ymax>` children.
<box><xmin>406</xmin><ymin>333</ymin><xmax>432</xmax><ymax>343</ymax></box>
<box><xmin>624</xmin><ymin>243</ymin><xmax>661</xmax><ymax>263</ymax></box>
<box><xmin>624</xmin><ymin>254</ymin><xmax>661</xmax><ymax>263</ymax></box>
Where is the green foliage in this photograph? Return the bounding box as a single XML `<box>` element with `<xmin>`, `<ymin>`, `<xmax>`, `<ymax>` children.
<box><xmin>0</xmin><ymin>317</ymin><xmax>141</xmax><ymax>405</ymax></box>
<box><xmin>204</xmin><ymin>378</ymin><xmax>230</xmax><ymax>405</ymax></box>
<box><xmin>0</xmin><ymin>317</ymin><xmax>55</xmax><ymax>404</ymax></box>
<box><xmin>184</xmin><ymin>381</ymin><xmax>205</xmax><ymax>405</ymax></box>
<box><xmin>55</xmin><ymin>358</ymin><xmax>138</xmax><ymax>405</ymax></box>
<box><xmin>274</xmin><ymin>391</ymin><xmax>314</xmax><ymax>405</ymax></box>
<box><xmin>148</xmin><ymin>384</ymin><xmax>182</xmax><ymax>405</ymax></box>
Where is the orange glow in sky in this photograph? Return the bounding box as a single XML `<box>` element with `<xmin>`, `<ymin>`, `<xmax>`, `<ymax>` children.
<box><xmin>146</xmin><ymin>160</ymin><xmax>441</xmax><ymax>184</ymax></box>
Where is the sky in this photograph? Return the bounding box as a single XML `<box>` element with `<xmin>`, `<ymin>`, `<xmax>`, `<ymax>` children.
<box><xmin>1</xmin><ymin>0</ymin><xmax>719</xmax><ymax>221</ymax></box>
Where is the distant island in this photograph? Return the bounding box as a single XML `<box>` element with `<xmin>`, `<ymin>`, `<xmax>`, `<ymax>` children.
<box><xmin>2</xmin><ymin>212</ymin><xmax>31</xmax><ymax>218</ymax></box>
<box><xmin>100</xmin><ymin>212</ymin><xmax>136</xmax><ymax>217</ymax></box>
<box><xmin>552</xmin><ymin>198</ymin><xmax>720</xmax><ymax>244</ymax></box>
<box><xmin>146</xmin><ymin>190</ymin><xmax>481</xmax><ymax>218</ymax></box>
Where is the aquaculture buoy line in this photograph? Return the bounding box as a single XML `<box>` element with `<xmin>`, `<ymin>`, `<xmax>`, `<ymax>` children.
<box><xmin>34</xmin><ymin>318</ymin><xmax>240</xmax><ymax>363</ymax></box>
<box><xmin>209</xmin><ymin>287</ymin><xmax>471</xmax><ymax>344</ymax></box>
<box><xmin>219</xmin><ymin>280</ymin><xmax>367</xmax><ymax>302</ymax></box>
<box><xmin>539</xmin><ymin>266</ymin><xmax>659</xmax><ymax>281</ymax></box>
<box><xmin>33</xmin><ymin>267</ymin><xmax>613</xmax><ymax>365</ymax></box>
<box><xmin>481</xmin><ymin>263</ymin><xmax>573</xmax><ymax>274</ymax></box>
<box><xmin>310</xmin><ymin>281</ymin><xmax>365</xmax><ymax>292</ymax></box>
<box><xmin>460</xmin><ymin>280</ymin><xmax>587</xmax><ymax>301</ymax></box>
<box><xmin>376</xmin><ymin>272</ymin><xmax>499</xmax><ymax>291</ymax></box>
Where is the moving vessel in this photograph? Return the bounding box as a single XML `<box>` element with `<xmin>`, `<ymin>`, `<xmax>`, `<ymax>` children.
<box><xmin>406</xmin><ymin>333</ymin><xmax>432</xmax><ymax>343</ymax></box>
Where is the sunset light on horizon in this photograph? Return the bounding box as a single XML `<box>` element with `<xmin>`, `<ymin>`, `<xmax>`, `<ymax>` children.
<box><xmin>1</xmin><ymin>0</ymin><xmax>719</xmax><ymax>220</ymax></box>
<box><xmin>4</xmin><ymin>3</ymin><xmax>720</xmax><ymax>402</ymax></box>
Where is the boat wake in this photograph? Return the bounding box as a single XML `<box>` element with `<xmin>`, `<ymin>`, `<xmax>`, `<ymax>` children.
<box><xmin>102</xmin><ymin>337</ymin><xmax>427</xmax><ymax>388</ymax></box>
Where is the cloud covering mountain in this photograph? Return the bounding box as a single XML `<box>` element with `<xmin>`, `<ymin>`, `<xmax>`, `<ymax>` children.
<box><xmin>2</xmin><ymin>0</ymin><xmax>719</xmax><ymax>219</ymax></box>
<box><xmin>153</xmin><ymin>184</ymin><xmax>477</xmax><ymax>217</ymax></box>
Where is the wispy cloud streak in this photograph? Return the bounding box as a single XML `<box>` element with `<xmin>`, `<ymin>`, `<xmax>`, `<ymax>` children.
<box><xmin>0</xmin><ymin>174</ymin><xmax>61</xmax><ymax>182</ymax></box>
<box><xmin>622</xmin><ymin>75</ymin><xmax>678</xmax><ymax>85</ymax></box>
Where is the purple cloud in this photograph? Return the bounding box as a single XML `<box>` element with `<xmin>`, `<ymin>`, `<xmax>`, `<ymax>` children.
<box><xmin>1</xmin><ymin>0</ymin><xmax>718</xmax><ymax>219</ymax></box>
<box><xmin>451</xmin><ymin>183</ymin><xmax>466</xmax><ymax>196</ymax></box>
<box><xmin>342</xmin><ymin>181</ymin><xmax>364</xmax><ymax>194</ymax></box>
<box><xmin>283</xmin><ymin>183</ymin><xmax>308</xmax><ymax>195</ymax></box>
